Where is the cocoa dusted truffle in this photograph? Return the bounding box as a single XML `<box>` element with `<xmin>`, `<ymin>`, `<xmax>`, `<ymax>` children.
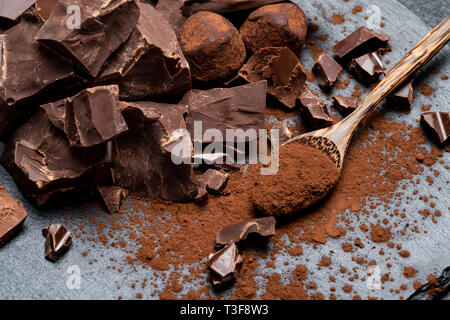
<box><xmin>240</xmin><ymin>3</ymin><xmax>307</xmax><ymax>56</ymax></box>
<box><xmin>179</xmin><ymin>11</ymin><xmax>246</xmax><ymax>82</ymax></box>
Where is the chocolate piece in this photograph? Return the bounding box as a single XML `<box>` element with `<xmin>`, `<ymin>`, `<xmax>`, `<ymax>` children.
<box><xmin>182</xmin><ymin>0</ymin><xmax>283</xmax><ymax>16</ymax></box>
<box><xmin>332</xmin><ymin>27</ymin><xmax>390</xmax><ymax>62</ymax></box>
<box><xmin>35</xmin><ymin>0</ymin><xmax>139</xmax><ymax>77</ymax></box>
<box><xmin>0</xmin><ymin>100</ymin><xmax>33</xmax><ymax>141</ymax></box>
<box><xmin>97</xmin><ymin>186</ymin><xmax>129</xmax><ymax>214</ymax></box>
<box><xmin>181</xmin><ymin>81</ymin><xmax>267</xmax><ymax>144</ymax></box>
<box><xmin>0</xmin><ymin>11</ymin><xmax>79</xmax><ymax>107</ymax></box>
<box><xmin>35</xmin><ymin>0</ymin><xmax>57</xmax><ymax>21</ymax></box>
<box><xmin>239</xmin><ymin>47</ymin><xmax>307</xmax><ymax>109</ymax></box>
<box><xmin>215</xmin><ymin>217</ymin><xmax>276</xmax><ymax>246</ymax></box>
<box><xmin>42</xmin><ymin>224</ymin><xmax>72</xmax><ymax>262</ymax></box>
<box><xmin>420</xmin><ymin>112</ymin><xmax>450</xmax><ymax>146</ymax></box>
<box><xmin>332</xmin><ymin>95</ymin><xmax>358</xmax><ymax>116</ymax></box>
<box><xmin>0</xmin><ymin>0</ymin><xmax>35</xmax><ymax>27</ymax></box>
<box><xmin>179</xmin><ymin>11</ymin><xmax>246</xmax><ymax>82</ymax></box>
<box><xmin>155</xmin><ymin>0</ymin><xmax>186</xmax><ymax>36</ymax></box>
<box><xmin>41</xmin><ymin>85</ymin><xmax>128</xmax><ymax>148</ymax></box>
<box><xmin>298</xmin><ymin>89</ymin><xmax>333</xmax><ymax>129</ymax></box>
<box><xmin>112</xmin><ymin>101</ymin><xmax>198</xmax><ymax>202</ymax></box>
<box><xmin>0</xmin><ymin>110</ymin><xmax>112</xmax><ymax>205</ymax></box>
<box><xmin>313</xmin><ymin>53</ymin><xmax>343</xmax><ymax>89</ymax></box>
<box><xmin>240</xmin><ymin>3</ymin><xmax>307</xmax><ymax>56</ymax></box>
<box><xmin>208</xmin><ymin>241</ymin><xmax>242</xmax><ymax>288</ymax></box>
<box><xmin>96</xmin><ymin>3</ymin><xmax>191</xmax><ymax>101</ymax></box>
<box><xmin>270</xmin><ymin>121</ymin><xmax>293</xmax><ymax>144</ymax></box>
<box><xmin>348</xmin><ymin>50</ymin><xmax>385</xmax><ymax>85</ymax></box>
<box><xmin>200</xmin><ymin>169</ymin><xmax>229</xmax><ymax>194</ymax></box>
<box><xmin>388</xmin><ymin>79</ymin><xmax>414</xmax><ymax>111</ymax></box>
<box><xmin>408</xmin><ymin>266</ymin><xmax>450</xmax><ymax>300</ymax></box>
<box><xmin>195</xmin><ymin>179</ymin><xmax>208</xmax><ymax>203</ymax></box>
<box><xmin>0</xmin><ymin>186</ymin><xmax>28</xmax><ymax>247</ymax></box>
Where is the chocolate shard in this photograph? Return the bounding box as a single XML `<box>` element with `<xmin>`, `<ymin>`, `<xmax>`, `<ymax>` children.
<box><xmin>96</xmin><ymin>3</ymin><xmax>191</xmax><ymax>101</ymax></box>
<box><xmin>0</xmin><ymin>0</ymin><xmax>35</xmax><ymax>27</ymax></box>
<box><xmin>313</xmin><ymin>53</ymin><xmax>343</xmax><ymax>90</ymax></box>
<box><xmin>215</xmin><ymin>216</ymin><xmax>276</xmax><ymax>246</ymax></box>
<box><xmin>42</xmin><ymin>224</ymin><xmax>72</xmax><ymax>262</ymax></box>
<box><xmin>332</xmin><ymin>27</ymin><xmax>390</xmax><ymax>63</ymax></box>
<box><xmin>239</xmin><ymin>47</ymin><xmax>307</xmax><ymax>109</ymax></box>
<box><xmin>408</xmin><ymin>266</ymin><xmax>450</xmax><ymax>300</ymax></box>
<box><xmin>194</xmin><ymin>179</ymin><xmax>208</xmax><ymax>203</ymax></box>
<box><xmin>0</xmin><ymin>110</ymin><xmax>112</xmax><ymax>206</ymax></box>
<box><xmin>208</xmin><ymin>241</ymin><xmax>243</xmax><ymax>288</ymax></box>
<box><xmin>200</xmin><ymin>169</ymin><xmax>229</xmax><ymax>194</ymax></box>
<box><xmin>182</xmin><ymin>0</ymin><xmax>283</xmax><ymax>16</ymax></box>
<box><xmin>181</xmin><ymin>81</ymin><xmax>267</xmax><ymax>144</ymax></box>
<box><xmin>388</xmin><ymin>79</ymin><xmax>414</xmax><ymax>111</ymax></box>
<box><xmin>420</xmin><ymin>112</ymin><xmax>450</xmax><ymax>146</ymax></box>
<box><xmin>0</xmin><ymin>186</ymin><xmax>28</xmax><ymax>247</ymax></box>
<box><xmin>41</xmin><ymin>85</ymin><xmax>128</xmax><ymax>148</ymax></box>
<box><xmin>112</xmin><ymin>101</ymin><xmax>198</xmax><ymax>202</ymax></box>
<box><xmin>348</xmin><ymin>50</ymin><xmax>385</xmax><ymax>85</ymax></box>
<box><xmin>0</xmin><ymin>99</ymin><xmax>35</xmax><ymax>141</ymax></box>
<box><xmin>332</xmin><ymin>95</ymin><xmax>358</xmax><ymax>116</ymax></box>
<box><xmin>35</xmin><ymin>0</ymin><xmax>58</xmax><ymax>21</ymax></box>
<box><xmin>270</xmin><ymin>121</ymin><xmax>293</xmax><ymax>144</ymax></box>
<box><xmin>298</xmin><ymin>89</ymin><xmax>333</xmax><ymax>129</ymax></box>
<box><xmin>35</xmin><ymin>0</ymin><xmax>140</xmax><ymax>77</ymax></box>
<box><xmin>155</xmin><ymin>0</ymin><xmax>186</xmax><ymax>37</ymax></box>
<box><xmin>0</xmin><ymin>11</ymin><xmax>80</xmax><ymax>107</ymax></box>
<box><xmin>97</xmin><ymin>186</ymin><xmax>129</xmax><ymax>214</ymax></box>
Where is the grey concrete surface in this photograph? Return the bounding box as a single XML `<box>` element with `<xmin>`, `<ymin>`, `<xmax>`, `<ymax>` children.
<box><xmin>0</xmin><ymin>0</ymin><xmax>449</xmax><ymax>300</ymax></box>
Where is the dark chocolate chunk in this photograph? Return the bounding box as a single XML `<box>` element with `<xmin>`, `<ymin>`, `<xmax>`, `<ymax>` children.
<box><xmin>112</xmin><ymin>101</ymin><xmax>198</xmax><ymax>202</ymax></box>
<box><xmin>41</xmin><ymin>85</ymin><xmax>128</xmax><ymax>148</ymax></box>
<box><xmin>179</xmin><ymin>11</ymin><xmax>246</xmax><ymax>82</ymax></box>
<box><xmin>332</xmin><ymin>27</ymin><xmax>390</xmax><ymax>63</ymax></box>
<box><xmin>96</xmin><ymin>3</ymin><xmax>191</xmax><ymax>101</ymax></box>
<box><xmin>388</xmin><ymin>79</ymin><xmax>414</xmax><ymax>111</ymax></box>
<box><xmin>200</xmin><ymin>169</ymin><xmax>229</xmax><ymax>194</ymax></box>
<box><xmin>0</xmin><ymin>0</ymin><xmax>35</xmax><ymax>27</ymax></box>
<box><xmin>35</xmin><ymin>0</ymin><xmax>139</xmax><ymax>77</ymax></box>
<box><xmin>208</xmin><ymin>241</ymin><xmax>242</xmax><ymax>288</ymax></box>
<box><xmin>348</xmin><ymin>50</ymin><xmax>385</xmax><ymax>85</ymax></box>
<box><xmin>420</xmin><ymin>112</ymin><xmax>450</xmax><ymax>146</ymax></box>
<box><xmin>0</xmin><ymin>110</ymin><xmax>112</xmax><ymax>206</ymax></box>
<box><xmin>0</xmin><ymin>11</ymin><xmax>79</xmax><ymax>107</ymax></box>
<box><xmin>332</xmin><ymin>95</ymin><xmax>358</xmax><ymax>116</ymax></box>
<box><xmin>194</xmin><ymin>179</ymin><xmax>208</xmax><ymax>203</ymax></box>
<box><xmin>181</xmin><ymin>81</ymin><xmax>267</xmax><ymax>144</ymax></box>
<box><xmin>240</xmin><ymin>3</ymin><xmax>307</xmax><ymax>56</ymax></box>
<box><xmin>0</xmin><ymin>100</ymin><xmax>34</xmax><ymax>141</ymax></box>
<box><xmin>155</xmin><ymin>0</ymin><xmax>186</xmax><ymax>37</ymax></box>
<box><xmin>97</xmin><ymin>186</ymin><xmax>129</xmax><ymax>214</ymax></box>
<box><xmin>239</xmin><ymin>47</ymin><xmax>307</xmax><ymax>109</ymax></box>
<box><xmin>42</xmin><ymin>224</ymin><xmax>72</xmax><ymax>262</ymax></box>
<box><xmin>215</xmin><ymin>217</ymin><xmax>276</xmax><ymax>246</ymax></box>
<box><xmin>182</xmin><ymin>0</ymin><xmax>283</xmax><ymax>16</ymax></box>
<box><xmin>408</xmin><ymin>266</ymin><xmax>450</xmax><ymax>300</ymax></box>
<box><xmin>298</xmin><ymin>89</ymin><xmax>333</xmax><ymax>129</ymax></box>
<box><xmin>0</xmin><ymin>186</ymin><xmax>28</xmax><ymax>247</ymax></box>
<box><xmin>313</xmin><ymin>53</ymin><xmax>343</xmax><ymax>89</ymax></box>
<box><xmin>270</xmin><ymin>121</ymin><xmax>293</xmax><ymax>144</ymax></box>
<box><xmin>35</xmin><ymin>0</ymin><xmax>57</xmax><ymax>21</ymax></box>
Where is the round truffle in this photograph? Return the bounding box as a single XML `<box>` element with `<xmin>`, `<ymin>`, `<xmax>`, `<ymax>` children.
<box><xmin>240</xmin><ymin>3</ymin><xmax>307</xmax><ymax>56</ymax></box>
<box><xmin>179</xmin><ymin>11</ymin><xmax>246</xmax><ymax>82</ymax></box>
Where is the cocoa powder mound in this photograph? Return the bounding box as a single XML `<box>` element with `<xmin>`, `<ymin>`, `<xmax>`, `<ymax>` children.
<box><xmin>248</xmin><ymin>142</ymin><xmax>340</xmax><ymax>217</ymax></box>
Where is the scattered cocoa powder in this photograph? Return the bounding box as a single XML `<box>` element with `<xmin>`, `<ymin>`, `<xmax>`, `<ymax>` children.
<box><xmin>420</xmin><ymin>84</ymin><xmax>434</xmax><ymax>97</ymax></box>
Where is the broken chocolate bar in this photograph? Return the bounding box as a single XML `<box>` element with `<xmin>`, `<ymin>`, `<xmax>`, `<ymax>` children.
<box><xmin>0</xmin><ymin>11</ymin><xmax>79</xmax><ymax>107</ymax></box>
<box><xmin>348</xmin><ymin>50</ymin><xmax>385</xmax><ymax>85</ymax></box>
<box><xmin>420</xmin><ymin>112</ymin><xmax>450</xmax><ymax>146</ymax></box>
<box><xmin>35</xmin><ymin>0</ymin><xmax>57</xmax><ymax>21</ymax></box>
<box><xmin>215</xmin><ymin>217</ymin><xmax>276</xmax><ymax>246</ymax></box>
<box><xmin>0</xmin><ymin>186</ymin><xmax>28</xmax><ymax>247</ymax></box>
<box><xmin>0</xmin><ymin>100</ymin><xmax>34</xmax><ymax>141</ymax></box>
<box><xmin>96</xmin><ymin>3</ymin><xmax>191</xmax><ymax>101</ymax></box>
<box><xmin>97</xmin><ymin>186</ymin><xmax>129</xmax><ymax>214</ymax></box>
<box><xmin>200</xmin><ymin>169</ymin><xmax>229</xmax><ymax>194</ymax></box>
<box><xmin>332</xmin><ymin>95</ymin><xmax>358</xmax><ymax>116</ymax></box>
<box><xmin>208</xmin><ymin>241</ymin><xmax>242</xmax><ymax>288</ymax></box>
<box><xmin>42</xmin><ymin>224</ymin><xmax>72</xmax><ymax>262</ymax></box>
<box><xmin>41</xmin><ymin>85</ymin><xmax>128</xmax><ymax>148</ymax></box>
<box><xmin>36</xmin><ymin>0</ymin><xmax>139</xmax><ymax>77</ymax></box>
<box><xmin>155</xmin><ymin>0</ymin><xmax>185</xmax><ymax>37</ymax></box>
<box><xmin>0</xmin><ymin>0</ymin><xmax>35</xmax><ymax>27</ymax></box>
<box><xmin>408</xmin><ymin>266</ymin><xmax>450</xmax><ymax>300</ymax></box>
<box><xmin>194</xmin><ymin>179</ymin><xmax>208</xmax><ymax>203</ymax></box>
<box><xmin>298</xmin><ymin>89</ymin><xmax>333</xmax><ymax>129</ymax></box>
<box><xmin>112</xmin><ymin>101</ymin><xmax>198</xmax><ymax>202</ymax></box>
<box><xmin>388</xmin><ymin>79</ymin><xmax>414</xmax><ymax>111</ymax></box>
<box><xmin>0</xmin><ymin>110</ymin><xmax>112</xmax><ymax>206</ymax></box>
<box><xmin>182</xmin><ymin>0</ymin><xmax>283</xmax><ymax>16</ymax></box>
<box><xmin>332</xmin><ymin>27</ymin><xmax>390</xmax><ymax>63</ymax></box>
<box><xmin>182</xmin><ymin>81</ymin><xmax>267</xmax><ymax>144</ymax></box>
<box><xmin>270</xmin><ymin>121</ymin><xmax>293</xmax><ymax>144</ymax></box>
<box><xmin>239</xmin><ymin>47</ymin><xmax>307</xmax><ymax>109</ymax></box>
<box><xmin>313</xmin><ymin>53</ymin><xmax>343</xmax><ymax>90</ymax></box>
